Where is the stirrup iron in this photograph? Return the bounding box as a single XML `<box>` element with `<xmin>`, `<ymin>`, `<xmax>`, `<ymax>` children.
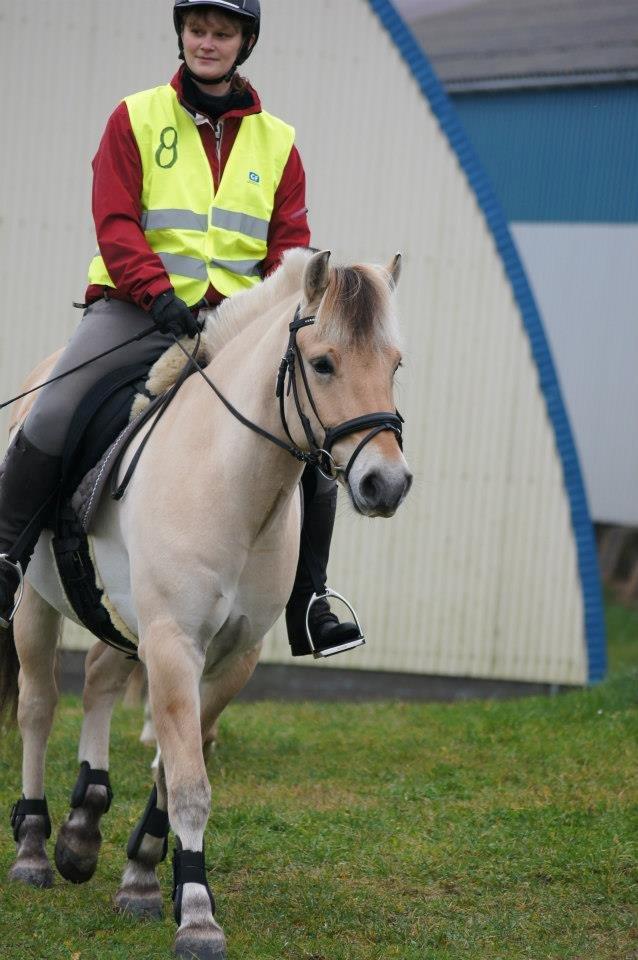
<box><xmin>305</xmin><ymin>587</ymin><xmax>365</xmax><ymax>659</ymax></box>
<box><xmin>0</xmin><ymin>555</ymin><xmax>24</xmax><ymax>628</ymax></box>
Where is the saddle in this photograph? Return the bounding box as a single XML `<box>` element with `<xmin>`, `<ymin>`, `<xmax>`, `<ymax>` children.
<box><xmin>51</xmin><ymin>358</ymin><xmax>194</xmax><ymax>659</ymax></box>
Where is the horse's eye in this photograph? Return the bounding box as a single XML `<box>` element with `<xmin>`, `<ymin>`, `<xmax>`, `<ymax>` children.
<box><xmin>311</xmin><ymin>357</ymin><xmax>334</xmax><ymax>376</ymax></box>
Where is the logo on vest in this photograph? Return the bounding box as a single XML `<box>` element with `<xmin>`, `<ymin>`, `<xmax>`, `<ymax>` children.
<box><xmin>155</xmin><ymin>127</ymin><xmax>179</xmax><ymax>169</ymax></box>
<box><xmin>248</xmin><ymin>171</ymin><xmax>260</xmax><ymax>184</ymax></box>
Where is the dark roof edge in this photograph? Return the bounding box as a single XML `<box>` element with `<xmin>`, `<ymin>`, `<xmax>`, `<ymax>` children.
<box><xmin>446</xmin><ymin>68</ymin><xmax>638</xmax><ymax>94</ymax></box>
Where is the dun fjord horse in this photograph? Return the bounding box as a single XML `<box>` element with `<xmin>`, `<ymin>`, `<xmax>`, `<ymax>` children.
<box><xmin>1</xmin><ymin>248</ymin><xmax>412</xmax><ymax>960</ymax></box>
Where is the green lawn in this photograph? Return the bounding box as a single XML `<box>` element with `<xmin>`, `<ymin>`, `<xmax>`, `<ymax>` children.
<box><xmin>1</xmin><ymin>601</ymin><xmax>636</xmax><ymax>960</ymax></box>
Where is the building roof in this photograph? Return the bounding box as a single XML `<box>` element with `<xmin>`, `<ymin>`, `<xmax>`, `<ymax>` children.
<box><xmin>409</xmin><ymin>0</ymin><xmax>638</xmax><ymax>92</ymax></box>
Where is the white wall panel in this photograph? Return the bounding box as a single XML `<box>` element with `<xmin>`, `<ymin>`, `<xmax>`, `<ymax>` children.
<box><xmin>512</xmin><ymin>223</ymin><xmax>638</xmax><ymax>526</ymax></box>
<box><xmin>0</xmin><ymin>2</ymin><xmax>589</xmax><ymax>683</ymax></box>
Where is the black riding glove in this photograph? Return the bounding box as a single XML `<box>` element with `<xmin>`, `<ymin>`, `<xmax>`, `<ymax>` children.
<box><xmin>149</xmin><ymin>291</ymin><xmax>201</xmax><ymax>338</ymax></box>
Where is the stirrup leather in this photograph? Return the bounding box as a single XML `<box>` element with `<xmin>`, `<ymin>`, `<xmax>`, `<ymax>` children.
<box><xmin>0</xmin><ymin>555</ymin><xmax>24</xmax><ymax>628</ymax></box>
<box><xmin>305</xmin><ymin>588</ymin><xmax>365</xmax><ymax>659</ymax></box>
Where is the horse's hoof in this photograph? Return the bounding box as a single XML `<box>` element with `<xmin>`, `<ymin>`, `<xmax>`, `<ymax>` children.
<box><xmin>173</xmin><ymin>927</ymin><xmax>227</xmax><ymax>960</ymax></box>
<box><xmin>8</xmin><ymin>860</ymin><xmax>54</xmax><ymax>888</ymax></box>
<box><xmin>54</xmin><ymin>824</ymin><xmax>100</xmax><ymax>884</ymax></box>
<box><xmin>114</xmin><ymin>889</ymin><xmax>164</xmax><ymax>920</ymax></box>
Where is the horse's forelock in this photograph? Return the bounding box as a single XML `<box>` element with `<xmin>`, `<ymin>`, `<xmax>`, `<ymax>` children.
<box><xmin>316</xmin><ymin>265</ymin><xmax>398</xmax><ymax>350</ymax></box>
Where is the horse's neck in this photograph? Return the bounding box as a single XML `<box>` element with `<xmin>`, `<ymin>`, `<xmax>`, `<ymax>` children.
<box><xmin>197</xmin><ymin>293</ymin><xmax>305</xmax><ymax>535</ymax></box>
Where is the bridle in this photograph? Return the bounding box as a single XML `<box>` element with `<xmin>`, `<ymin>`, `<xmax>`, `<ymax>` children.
<box><xmin>276</xmin><ymin>306</ymin><xmax>404</xmax><ymax>481</ymax></box>
<box><xmin>172</xmin><ymin>304</ymin><xmax>404</xmax><ymax>484</ymax></box>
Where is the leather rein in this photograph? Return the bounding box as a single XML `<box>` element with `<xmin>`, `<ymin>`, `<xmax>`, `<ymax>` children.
<box><xmin>173</xmin><ymin>304</ymin><xmax>404</xmax><ymax>483</ymax></box>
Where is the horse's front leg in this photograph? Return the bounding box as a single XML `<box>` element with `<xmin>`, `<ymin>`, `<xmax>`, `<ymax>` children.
<box><xmin>143</xmin><ymin>622</ymin><xmax>226</xmax><ymax>960</ymax></box>
<box><xmin>55</xmin><ymin>641</ymin><xmax>135</xmax><ymax>884</ymax></box>
<box><xmin>113</xmin><ymin>645</ymin><xmax>262</xmax><ymax>924</ymax></box>
<box><xmin>9</xmin><ymin>583</ymin><xmax>61</xmax><ymax>888</ymax></box>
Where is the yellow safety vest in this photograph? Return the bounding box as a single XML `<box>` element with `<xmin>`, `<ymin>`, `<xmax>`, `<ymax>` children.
<box><xmin>88</xmin><ymin>85</ymin><xmax>295</xmax><ymax>304</ymax></box>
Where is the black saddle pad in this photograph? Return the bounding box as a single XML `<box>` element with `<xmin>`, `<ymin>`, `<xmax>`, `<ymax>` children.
<box><xmin>59</xmin><ymin>363</ymin><xmax>157</xmax><ymax>497</ymax></box>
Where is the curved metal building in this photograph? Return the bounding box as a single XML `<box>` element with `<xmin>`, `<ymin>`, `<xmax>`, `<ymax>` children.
<box><xmin>0</xmin><ymin>1</ymin><xmax>605</xmax><ymax>686</ymax></box>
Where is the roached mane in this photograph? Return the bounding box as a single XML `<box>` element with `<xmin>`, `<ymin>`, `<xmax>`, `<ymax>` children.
<box><xmin>203</xmin><ymin>247</ymin><xmax>312</xmax><ymax>356</ymax></box>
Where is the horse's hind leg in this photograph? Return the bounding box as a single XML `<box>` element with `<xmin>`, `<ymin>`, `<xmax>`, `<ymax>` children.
<box><xmin>55</xmin><ymin>641</ymin><xmax>135</xmax><ymax>884</ymax></box>
<box><xmin>199</xmin><ymin>645</ymin><xmax>261</xmax><ymax>752</ymax></box>
<box><xmin>8</xmin><ymin>583</ymin><xmax>61</xmax><ymax>888</ymax></box>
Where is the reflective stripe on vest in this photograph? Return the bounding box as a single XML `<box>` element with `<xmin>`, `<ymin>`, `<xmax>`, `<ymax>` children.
<box><xmin>88</xmin><ymin>85</ymin><xmax>295</xmax><ymax>304</ymax></box>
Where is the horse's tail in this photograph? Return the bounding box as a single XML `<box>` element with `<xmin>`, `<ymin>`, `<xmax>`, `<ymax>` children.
<box><xmin>0</xmin><ymin>622</ymin><xmax>20</xmax><ymax>725</ymax></box>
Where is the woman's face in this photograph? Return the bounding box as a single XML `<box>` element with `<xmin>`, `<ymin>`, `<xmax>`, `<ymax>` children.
<box><xmin>182</xmin><ymin>12</ymin><xmax>245</xmax><ymax>84</ymax></box>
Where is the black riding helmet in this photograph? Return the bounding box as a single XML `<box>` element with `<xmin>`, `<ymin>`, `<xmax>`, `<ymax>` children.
<box><xmin>173</xmin><ymin>0</ymin><xmax>260</xmax><ymax>84</ymax></box>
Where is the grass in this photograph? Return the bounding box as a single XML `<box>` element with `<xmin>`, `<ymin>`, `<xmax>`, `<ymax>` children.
<box><xmin>0</xmin><ymin>600</ymin><xmax>637</xmax><ymax>960</ymax></box>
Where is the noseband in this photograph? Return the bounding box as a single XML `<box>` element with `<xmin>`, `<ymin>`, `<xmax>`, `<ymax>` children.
<box><xmin>276</xmin><ymin>307</ymin><xmax>404</xmax><ymax>481</ymax></box>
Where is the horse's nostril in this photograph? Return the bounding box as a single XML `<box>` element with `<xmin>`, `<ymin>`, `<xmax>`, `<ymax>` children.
<box><xmin>360</xmin><ymin>470</ymin><xmax>382</xmax><ymax>503</ymax></box>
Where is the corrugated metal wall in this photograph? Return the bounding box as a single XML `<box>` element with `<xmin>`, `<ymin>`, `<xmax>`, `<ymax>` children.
<box><xmin>0</xmin><ymin>1</ymin><xmax>591</xmax><ymax>684</ymax></box>
<box><xmin>452</xmin><ymin>87</ymin><xmax>638</xmax><ymax>223</ymax></box>
<box><xmin>451</xmin><ymin>87</ymin><xmax>638</xmax><ymax>526</ymax></box>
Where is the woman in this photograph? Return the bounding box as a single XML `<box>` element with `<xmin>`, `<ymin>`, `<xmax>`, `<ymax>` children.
<box><xmin>0</xmin><ymin>0</ymin><xmax>361</xmax><ymax>658</ymax></box>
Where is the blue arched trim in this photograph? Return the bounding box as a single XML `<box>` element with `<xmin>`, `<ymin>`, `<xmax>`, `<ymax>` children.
<box><xmin>369</xmin><ymin>0</ymin><xmax>606</xmax><ymax>682</ymax></box>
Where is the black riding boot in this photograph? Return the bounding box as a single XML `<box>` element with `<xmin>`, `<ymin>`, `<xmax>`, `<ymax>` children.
<box><xmin>0</xmin><ymin>430</ymin><xmax>62</xmax><ymax>627</ymax></box>
<box><xmin>286</xmin><ymin>468</ymin><xmax>364</xmax><ymax>658</ymax></box>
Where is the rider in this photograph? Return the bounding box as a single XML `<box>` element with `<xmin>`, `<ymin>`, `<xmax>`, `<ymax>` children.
<box><xmin>0</xmin><ymin>0</ymin><xmax>362</xmax><ymax>659</ymax></box>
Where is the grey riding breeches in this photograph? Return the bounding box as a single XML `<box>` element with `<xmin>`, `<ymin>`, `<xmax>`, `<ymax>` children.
<box><xmin>23</xmin><ymin>299</ymin><xmax>176</xmax><ymax>457</ymax></box>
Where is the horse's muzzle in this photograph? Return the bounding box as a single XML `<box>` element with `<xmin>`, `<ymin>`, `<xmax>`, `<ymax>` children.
<box><xmin>350</xmin><ymin>465</ymin><xmax>413</xmax><ymax>517</ymax></box>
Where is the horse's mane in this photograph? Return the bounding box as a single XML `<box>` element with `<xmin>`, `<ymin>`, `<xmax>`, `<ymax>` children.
<box><xmin>316</xmin><ymin>263</ymin><xmax>400</xmax><ymax>351</ymax></box>
<box><xmin>203</xmin><ymin>247</ymin><xmax>312</xmax><ymax>356</ymax></box>
<box><xmin>202</xmin><ymin>248</ymin><xmax>400</xmax><ymax>358</ymax></box>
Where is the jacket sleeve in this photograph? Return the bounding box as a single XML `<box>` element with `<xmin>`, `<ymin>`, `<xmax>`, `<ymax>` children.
<box><xmin>262</xmin><ymin>145</ymin><xmax>311</xmax><ymax>277</ymax></box>
<box><xmin>91</xmin><ymin>102</ymin><xmax>172</xmax><ymax>309</ymax></box>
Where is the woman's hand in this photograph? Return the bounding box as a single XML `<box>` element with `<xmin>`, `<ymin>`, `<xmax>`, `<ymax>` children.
<box><xmin>150</xmin><ymin>291</ymin><xmax>201</xmax><ymax>338</ymax></box>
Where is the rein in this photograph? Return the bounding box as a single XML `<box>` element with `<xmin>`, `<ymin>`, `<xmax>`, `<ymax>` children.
<box><xmin>0</xmin><ymin>302</ymin><xmax>404</xmax><ymax>490</ymax></box>
<box><xmin>0</xmin><ymin>324</ymin><xmax>159</xmax><ymax>413</ymax></box>
<box><xmin>174</xmin><ymin>304</ymin><xmax>404</xmax><ymax>483</ymax></box>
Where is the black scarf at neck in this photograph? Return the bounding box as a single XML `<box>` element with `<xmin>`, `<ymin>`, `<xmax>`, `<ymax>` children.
<box><xmin>182</xmin><ymin>72</ymin><xmax>253</xmax><ymax>122</ymax></box>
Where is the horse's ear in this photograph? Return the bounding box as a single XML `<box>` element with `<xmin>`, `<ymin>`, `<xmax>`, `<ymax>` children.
<box><xmin>303</xmin><ymin>249</ymin><xmax>331</xmax><ymax>304</ymax></box>
<box><xmin>386</xmin><ymin>253</ymin><xmax>402</xmax><ymax>290</ymax></box>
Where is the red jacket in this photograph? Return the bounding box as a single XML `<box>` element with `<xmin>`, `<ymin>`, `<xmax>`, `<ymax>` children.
<box><xmin>85</xmin><ymin>68</ymin><xmax>311</xmax><ymax>310</ymax></box>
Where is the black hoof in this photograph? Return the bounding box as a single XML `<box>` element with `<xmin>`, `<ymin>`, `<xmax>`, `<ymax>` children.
<box><xmin>54</xmin><ymin>827</ymin><xmax>99</xmax><ymax>884</ymax></box>
<box><xmin>174</xmin><ymin>944</ymin><xmax>226</xmax><ymax>960</ymax></box>
<box><xmin>8</xmin><ymin>861</ymin><xmax>54</xmax><ymax>888</ymax></box>
<box><xmin>173</xmin><ymin>930</ymin><xmax>226</xmax><ymax>960</ymax></box>
<box><xmin>114</xmin><ymin>891</ymin><xmax>164</xmax><ymax>920</ymax></box>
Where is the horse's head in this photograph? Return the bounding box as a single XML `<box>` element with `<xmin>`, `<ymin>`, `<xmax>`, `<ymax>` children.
<box><xmin>293</xmin><ymin>250</ymin><xmax>413</xmax><ymax>518</ymax></box>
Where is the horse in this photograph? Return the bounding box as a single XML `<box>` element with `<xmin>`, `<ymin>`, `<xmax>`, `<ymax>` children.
<box><xmin>0</xmin><ymin>247</ymin><xmax>412</xmax><ymax>960</ymax></box>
